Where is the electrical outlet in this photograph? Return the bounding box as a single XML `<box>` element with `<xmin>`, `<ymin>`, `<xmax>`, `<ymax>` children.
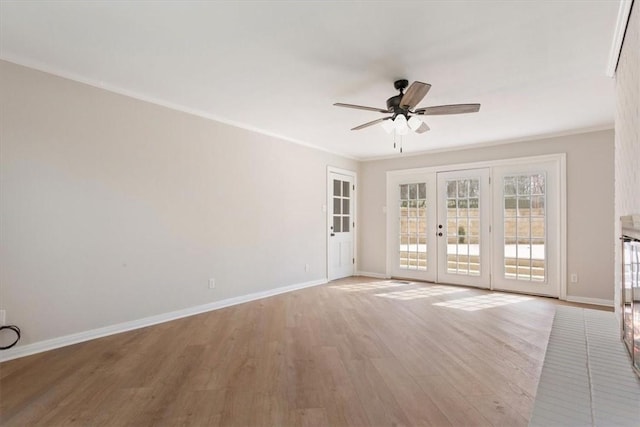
<box><xmin>0</xmin><ymin>310</ymin><xmax>6</xmax><ymax>325</ymax></box>
<box><xmin>571</xmin><ymin>273</ymin><xmax>578</xmax><ymax>283</ymax></box>
<box><xmin>208</xmin><ymin>278</ymin><xmax>215</xmax><ymax>289</ymax></box>
<box><xmin>305</xmin><ymin>263</ymin><xmax>310</xmax><ymax>272</ymax></box>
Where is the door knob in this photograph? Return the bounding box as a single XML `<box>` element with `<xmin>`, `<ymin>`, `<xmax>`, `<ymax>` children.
<box><xmin>438</xmin><ymin>232</ymin><xmax>443</xmax><ymax>237</ymax></box>
<box><xmin>330</xmin><ymin>233</ymin><xmax>335</xmax><ymax>237</ymax></box>
<box><xmin>438</xmin><ymin>224</ymin><xmax>443</xmax><ymax>229</ymax></box>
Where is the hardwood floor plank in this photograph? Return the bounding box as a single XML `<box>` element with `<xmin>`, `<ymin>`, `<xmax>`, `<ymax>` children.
<box><xmin>0</xmin><ymin>277</ymin><xmax>610</xmax><ymax>426</ymax></box>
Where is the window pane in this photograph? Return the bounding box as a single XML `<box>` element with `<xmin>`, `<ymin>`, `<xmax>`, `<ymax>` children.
<box><xmin>333</xmin><ymin>198</ymin><xmax>341</xmax><ymax>214</ymax></box>
<box><xmin>333</xmin><ymin>179</ymin><xmax>341</xmax><ymax>197</ymax></box>
<box><xmin>343</xmin><ymin>181</ymin><xmax>350</xmax><ymax>198</ymax></box>
<box><xmin>457</xmin><ymin>179</ymin><xmax>469</xmax><ymax>198</ymax></box>
<box><xmin>531</xmin><ymin>174</ymin><xmax>545</xmax><ymax>195</ymax></box>
<box><xmin>504</xmin><ymin>178</ymin><xmax>516</xmax><ymax>195</ymax></box>
<box><xmin>409</xmin><ymin>184</ymin><xmax>417</xmax><ymax>199</ymax></box>
<box><xmin>531</xmin><ymin>218</ymin><xmax>545</xmax><ymax>238</ymax></box>
<box><xmin>342</xmin><ymin>199</ymin><xmax>350</xmax><ymax>215</ymax></box>
<box><xmin>400</xmin><ymin>184</ymin><xmax>408</xmax><ymax>200</ymax></box>
<box><xmin>343</xmin><ymin>217</ymin><xmax>350</xmax><ymax>232</ymax></box>
<box><xmin>447</xmin><ymin>181</ymin><xmax>457</xmax><ymax>198</ymax></box>
<box><xmin>333</xmin><ymin>216</ymin><xmax>341</xmax><ymax>233</ymax></box>
<box><xmin>470</xmin><ymin>180</ymin><xmax>480</xmax><ymax>197</ymax></box>
<box><xmin>418</xmin><ymin>183</ymin><xmax>426</xmax><ymax>199</ymax></box>
<box><xmin>517</xmin><ymin>176</ymin><xmax>530</xmax><ymax>195</ymax></box>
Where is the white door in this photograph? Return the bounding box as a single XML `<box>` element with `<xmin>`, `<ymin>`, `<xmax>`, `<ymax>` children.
<box><xmin>436</xmin><ymin>169</ymin><xmax>491</xmax><ymax>288</ymax></box>
<box><xmin>328</xmin><ymin>171</ymin><xmax>355</xmax><ymax>280</ymax></box>
<box><xmin>387</xmin><ymin>172</ymin><xmax>437</xmax><ymax>282</ymax></box>
<box><xmin>491</xmin><ymin>161</ymin><xmax>560</xmax><ymax>297</ymax></box>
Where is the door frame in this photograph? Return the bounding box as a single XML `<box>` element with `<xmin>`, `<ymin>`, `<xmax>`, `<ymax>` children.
<box><xmin>385</xmin><ymin>153</ymin><xmax>567</xmax><ymax>299</ymax></box>
<box><xmin>327</xmin><ymin>166</ymin><xmax>357</xmax><ymax>280</ymax></box>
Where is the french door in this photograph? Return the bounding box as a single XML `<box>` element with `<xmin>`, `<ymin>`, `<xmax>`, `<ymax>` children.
<box><xmin>437</xmin><ymin>169</ymin><xmax>491</xmax><ymax>287</ymax></box>
<box><xmin>491</xmin><ymin>161</ymin><xmax>560</xmax><ymax>297</ymax></box>
<box><xmin>387</xmin><ymin>168</ymin><xmax>490</xmax><ymax>288</ymax></box>
<box><xmin>387</xmin><ymin>157</ymin><xmax>562</xmax><ymax>297</ymax></box>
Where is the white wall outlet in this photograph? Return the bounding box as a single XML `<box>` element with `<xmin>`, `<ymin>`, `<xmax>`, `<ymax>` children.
<box><xmin>570</xmin><ymin>273</ymin><xmax>578</xmax><ymax>283</ymax></box>
<box><xmin>208</xmin><ymin>278</ymin><xmax>216</xmax><ymax>289</ymax></box>
<box><xmin>0</xmin><ymin>310</ymin><xmax>6</xmax><ymax>325</ymax></box>
<box><xmin>305</xmin><ymin>263</ymin><xmax>310</xmax><ymax>272</ymax></box>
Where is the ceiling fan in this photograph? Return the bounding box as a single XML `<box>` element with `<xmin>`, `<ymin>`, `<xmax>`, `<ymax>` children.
<box><xmin>334</xmin><ymin>79</ymin><xmax>480</xmax><ymax>135</ymax></box>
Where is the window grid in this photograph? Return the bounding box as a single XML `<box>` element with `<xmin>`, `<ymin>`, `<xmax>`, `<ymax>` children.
<box><xmin>399</xmin><ymin>183</ymin><xmax>427</xmax><ymax>270</ymax></box>
<box><xmin>503</xmin><ymin>174</ymin><xmax>546</xmax><ymax>282</ymax></box>
<box><xmin>445</xmin><ymin>179</ymin><xmax>481</xmax><ymax>276</ymax></box>
<box><xmin>332</xmin><ymin>179</ymin><xmax>350</xmax><ymax>234</ymax></box>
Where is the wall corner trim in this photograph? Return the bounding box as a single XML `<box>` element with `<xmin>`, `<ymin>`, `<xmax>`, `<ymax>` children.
<box><xmin>606</xmin><ymin>0</ymin><xmax>634</xmax><ymax>77</ymax></box>
<box><xmin>0</xmin><ymin>278</ymin><xmax>328</xmax><ymax>363</ymax></box>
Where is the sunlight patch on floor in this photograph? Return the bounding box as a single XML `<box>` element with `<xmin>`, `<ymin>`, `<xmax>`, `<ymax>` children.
<box><xmin>433</xmin><ymin>293</ymin><xmax>532</xmax><ymax>311</ymax></box>
<box><xmin>330</xmin><ymin>281</ymin><xmax>409</xmax><ymax>292</ymax></box>
<box><xmin>374</xmin><ymin>285</ymin><xmax>468</xmax><ymax>300</ymax></box>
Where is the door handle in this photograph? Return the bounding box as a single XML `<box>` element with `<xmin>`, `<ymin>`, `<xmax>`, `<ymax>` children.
<box><xmin>330</xmin><ymin>233</ymin><xmax>335</xmax><ymax>237</ymax></box>
<box><xmin>438</xmin><ymin>232</ymin><xmax>443</xmax><ymax>237</ymax></box>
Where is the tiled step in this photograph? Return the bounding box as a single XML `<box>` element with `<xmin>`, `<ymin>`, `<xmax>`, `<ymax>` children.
<box><xmin>529</xmin><ymin>306</ymin><xmax>640</xmax><ymax>426</ymax></box>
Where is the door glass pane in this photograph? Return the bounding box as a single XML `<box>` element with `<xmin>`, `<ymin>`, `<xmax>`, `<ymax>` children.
<box><xmin>504</xmin><ymin>174</ymin><xmax>546</xmax><ymax>282</ymax></box>
<box><xmin>343</xmin><ymin>181</ymin><xmax>350</xmax><ymax>198</ymax></box>
<box><xmin>333</xmin><ymin>179</ymin><xmax>341</xmax><ymax>197</ymax></box>
<box><xmin>445</xmin><ymin>178</ymin><xmax>480</xmax><ymax>276</ymax></box>
<box><xmin>332</xmin><ymin>178</ymin><xmax>351</xmax><ymax>235</ymax></box>
<box><xmin>333</xmin><ymin>215</ymin><xmax>341</xmax><ymax>233</ymax></box>
<box><xmin>333</xmin><ymin>198</ymin><xmax>341</xmax><ymax>214</ymax></box>
<box><xmin>399</xmin><ymin>182</ymin><xmax>428</xmax><ymax>271</ymax></box>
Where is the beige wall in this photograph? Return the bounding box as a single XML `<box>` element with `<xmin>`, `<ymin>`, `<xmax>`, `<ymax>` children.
<box><xmin>358</xmin><ymin>130</ymin><xmax>615</xmax><ymax>302</ymax></box>
<box><xmin>0</xmin><ymin>54</ymin><xmax>619</xmax><ymax>353</ymax></box>
<box><xmin>614</xmin><ymin>2</ymin><xmax>640</xmax><ymax>310</ymax></box>
<box><xmin>0</xmin><ymin>60</ymin><xmax>357</xmax><ymax>348</ymax></box>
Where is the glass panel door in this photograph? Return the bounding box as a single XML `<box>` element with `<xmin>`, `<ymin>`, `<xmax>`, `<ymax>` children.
<box><xmin>437</xmin><ymin>169</ymin><xmax>491</xmax><ymax>288</ymax></box>
<box><xmin>492</xmin><ymin>161</ymin><xmax>560</xmax><ymax>296</ymax></box>
<box><xmin>387</xmin><ymin>172</ymin><xmax>437</xmax><ymax>282</ymax></box>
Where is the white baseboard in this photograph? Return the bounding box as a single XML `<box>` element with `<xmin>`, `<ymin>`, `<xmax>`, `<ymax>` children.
<box><xmin>565</xmin><ymin>295</ymin><xmax>614</xmax><ymax>308</ymax></box>
<box><xmin>355</xmin><ymin>271</ymin><xmax>389</xmax><ymax>279</ymax></box>
<box><xmin>0</xmin><ymin>278</ymin><xmax>327</xmax><ymax>363</ymax></box>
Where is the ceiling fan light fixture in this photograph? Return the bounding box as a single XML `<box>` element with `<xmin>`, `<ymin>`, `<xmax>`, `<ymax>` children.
<box><xmin>381</xmin><ymin>119</ymin><xmax>395</xmax><ymax>134</ymax></box>
<box><xmin>408</xmin><ymin>116</ymin><xmax>423</xmax><ymax>132</ymax></box>
<box><xmin>394</xmin><ymin>115</ymin><xmax>408</xmax><ymax>135</ymax></box>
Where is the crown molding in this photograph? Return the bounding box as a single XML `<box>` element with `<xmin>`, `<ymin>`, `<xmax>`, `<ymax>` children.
<box><xmin>606</xmin><ymin>0</ymin><xmax>634</xmax><ymax>77</ymax></box>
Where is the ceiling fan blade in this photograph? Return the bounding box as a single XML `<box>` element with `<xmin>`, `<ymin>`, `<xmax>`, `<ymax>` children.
<box><xmin>334</xmin><ymin>103</ymin><xmax>390</xmax><ymax>113</ymax></box>
<box><xmin>415</xmin><ymin>122</ymin><xmax>430</xmax><ymax>134</ymax></box>
<box><xmin>351</xmin><ymin>117</ymin><xmax>391</xmax><ymax>131</ymax></box>
<box><xmin>414</xmin><ymin>104</ymin><xmax>481</xmax><ymax>115</ymax></box>
<box><xmin>400</xmin><ymin>81</ymin><xmax>431</xmax><ymax>109</ymax></box>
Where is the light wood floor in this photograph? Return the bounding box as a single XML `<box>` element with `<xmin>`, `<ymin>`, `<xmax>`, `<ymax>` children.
<box><xmin>0</xmin><ymin>277</ymin><xmax>610</xmax><ymax>426</ymax></box>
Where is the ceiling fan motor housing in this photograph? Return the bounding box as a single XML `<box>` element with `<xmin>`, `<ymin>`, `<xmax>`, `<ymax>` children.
<box><xmin>386</xmin><ymin>94</ymin><xmax>408</xmax><ymax>117</ymax></box>
<box><xmin>387</xmin><ymin>79</ymin><xmax>411</xmax><ymax>118</ymax></box>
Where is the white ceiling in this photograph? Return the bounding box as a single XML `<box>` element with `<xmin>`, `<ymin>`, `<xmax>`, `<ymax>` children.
<box><xmin>0</xmin><ymin>1</ymin><xmax>620</xmax><ymax>160</ymax></box>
